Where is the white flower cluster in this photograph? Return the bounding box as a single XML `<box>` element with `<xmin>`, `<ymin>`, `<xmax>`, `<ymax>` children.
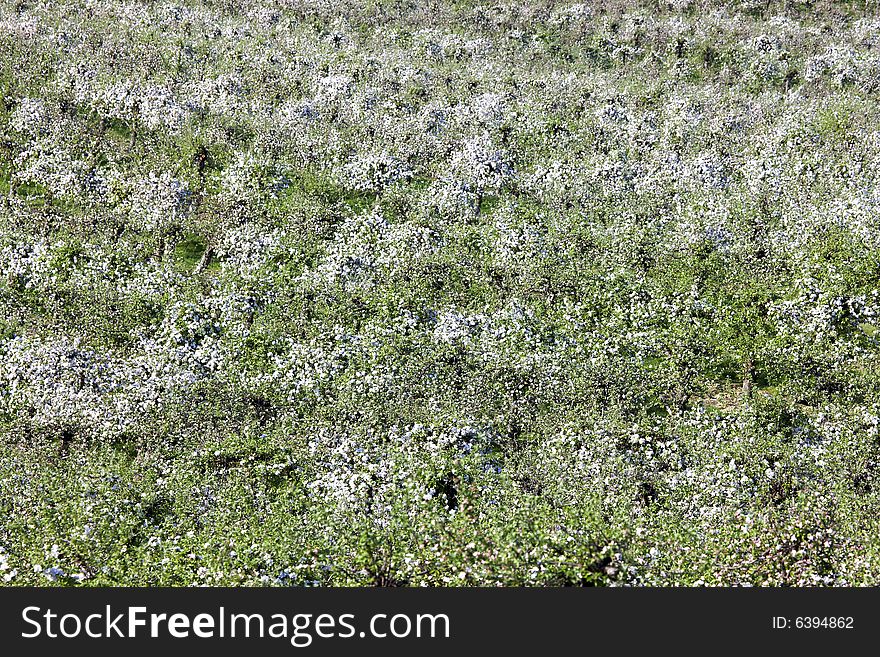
<box><xmin>306</xmin><ymin>422</ymin><xmax>494</xmax><ymax>524</ymax></box>
<box><xmin>8</xmin><ymin>97</ymin><xmax>50</xmax><ymax>136</ymax></box>
<box><xmin>216</xmin><ymin>224</ymin><xmax>286</xmax><ymax>280</ymax></box>
<box><xmin>0</xmin><ymin>549</ymin><xmax>16</xmax><ymax>583</ymax></box>
<box><xmin>257</xmin><ymin>335</ymin><xmax>351</xmax><ymax>403</ymax></box>
<box><xmin>804</xmin><ymin>46</ymin><xmax>862</xmax><ymax>87</ymax></box>
<box><xmin>339</xmin><ymin>151</ymin><xmax>413</xmax><ymax>194</ymax></box>
<box><xmin>447</xmin><ymin>132</ymin><xmax>514</xmax><ymax>192</ymax></box>
<box><xmin>0</xmin><ymin>335</ymin><xmax>186</xmax><ymax>438</ymax></box>
<box><xmin>1</xmin><ymin>238</ymin><xmax>51</xmax><ymax>290</ymax></box>
<box><xmin>13</xmin><ymin>137</ymin><xmax>101</xmax><ymax>201</ymax></box>
<box><xmin>432</xmin><ymin>309</ymin><xmax>489</xmax><ymax>346</ymax></box>
<box><xmin>118</xmin><ymin>171</ymin><xmax>193</xmax><ymax>232</ymax></box>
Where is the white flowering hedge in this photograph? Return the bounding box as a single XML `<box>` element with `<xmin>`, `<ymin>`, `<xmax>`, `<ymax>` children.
<box><xmin>1</xmin><ymin>0</ymin><xmax>880</xmax><ymax>586</ymax></box>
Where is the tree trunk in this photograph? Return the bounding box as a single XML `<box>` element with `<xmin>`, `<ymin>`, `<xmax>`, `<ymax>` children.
<box><xmin>193</xmin><ymin>246</ymin><xmax>214</xmax><ymax>274</ymax></box>
<box><xmin>742</xmin><ymin>356</ymin><xmax>754</xmax><ymax>399</ymax></box>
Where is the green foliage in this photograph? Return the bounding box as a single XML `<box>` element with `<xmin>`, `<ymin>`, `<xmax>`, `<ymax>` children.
<box><xmin>173</xmin><ymin>234</ymin><xmax>208</xmax><ymax>269</ymax></box>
